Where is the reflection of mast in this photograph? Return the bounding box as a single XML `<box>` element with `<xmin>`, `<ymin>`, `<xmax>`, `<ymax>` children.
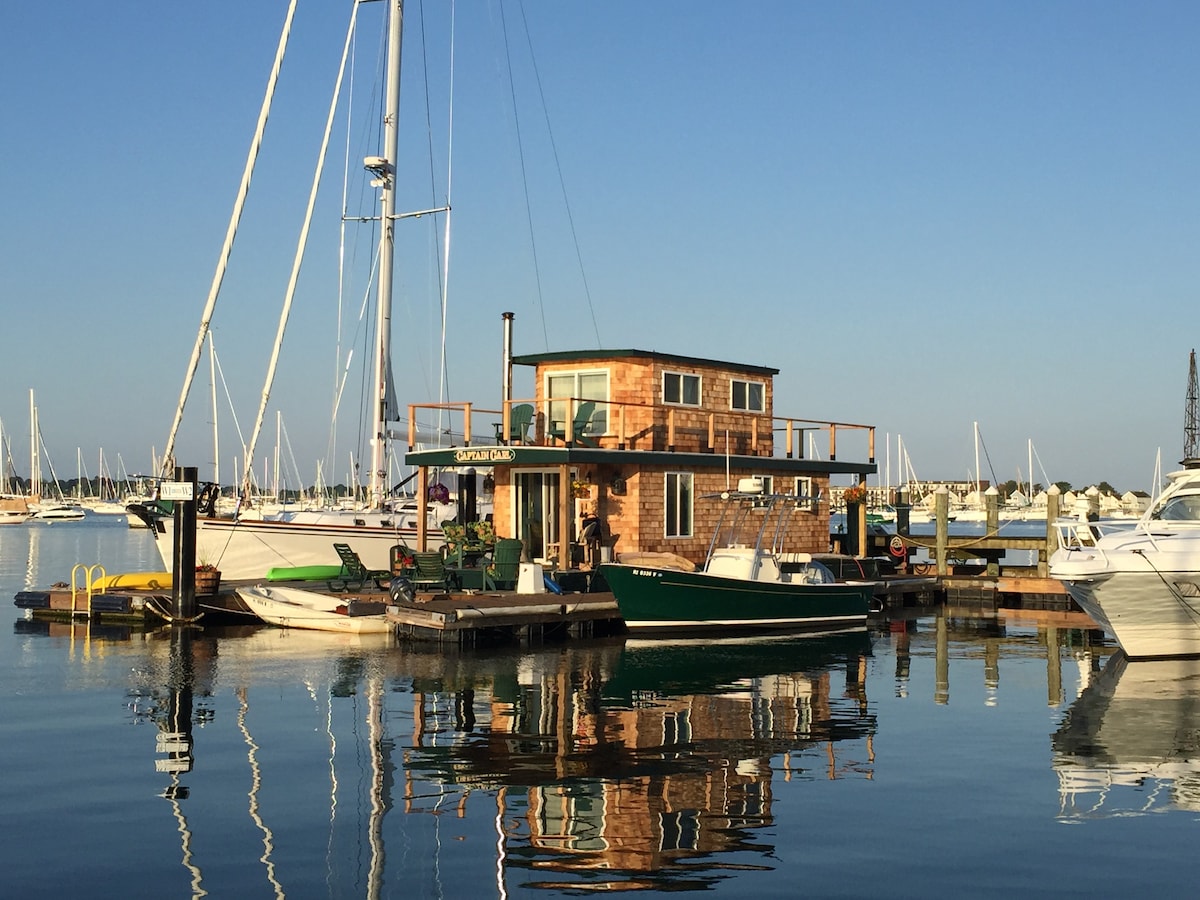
<box><xmin>156</xmin><ymin>628</ymin><xmax>203</xmax><ymax>895</ymax></box>
<box><xmin>367</xmin><ymin>674</ymin><xmax>386</xmax><ymax>900</ymax></box>
<box><xmin>237</xmin><ymin>686</ymin><xmax>284</xmax><ymax>899</ymax></box>
<box><xmin>496</xmin><ymin>788</ymin><xmax>509</xmax><ymax>900</ymax></box>
<box><xmin>162</xmin><ymin>772</ymin><xmax>203</xmax><ymax>896</ymax></box>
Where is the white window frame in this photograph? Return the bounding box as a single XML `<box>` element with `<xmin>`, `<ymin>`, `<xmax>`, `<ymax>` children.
<box><xmin>545</xmin><ymin>369</ymin><xmax>609</xmax><ymax>436</ymax></box>
<box><xmin>730</xmin><ymin>378</ymin><xmax>765</xmax><ymax>412</ymax></box>
<box><xmin>794</xmin><ymin>476</ymin><xmax>817</xmax><ymax>511</ymax></box>
<box><xmin>662</xmin><ymin>371</ymin><xmax>702</xmax><ymax>407</ymax></box>
<box><xmin>664</xmin><ymin>472</ymin><xmax>694</xmax><ymax>538</ymax></box>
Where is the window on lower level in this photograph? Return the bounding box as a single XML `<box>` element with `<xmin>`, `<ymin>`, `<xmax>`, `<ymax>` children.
<box><xmin>794</xmin><ymin>476</ymin><xmax>817</xmax><ymax>511</ymax></box>
<box><xmin>665</xmin><ymin>472</ymin><xmax>694</xmax><ymax>537</ymax></box>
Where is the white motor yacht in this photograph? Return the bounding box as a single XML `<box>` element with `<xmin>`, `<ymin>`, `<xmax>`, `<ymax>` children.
<box><xmin>1050</xmin><ymin>462</ymin><xmax>1200</xmax><ymax>658</ymax></box>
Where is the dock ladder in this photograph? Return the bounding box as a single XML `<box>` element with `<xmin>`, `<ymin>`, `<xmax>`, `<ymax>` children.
<box><xmin>70</xmin><ymin>563</ymin><xmax>107</xmax><ymax>618</ymax></box>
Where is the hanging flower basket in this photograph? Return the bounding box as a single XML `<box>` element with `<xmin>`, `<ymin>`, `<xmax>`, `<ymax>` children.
<box><xmin>843</xmin><ymin>485</ymin><xmax>867</xmax><ymax>505</ymax></box>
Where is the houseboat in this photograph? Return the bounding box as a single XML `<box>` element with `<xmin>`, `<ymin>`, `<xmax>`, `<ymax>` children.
<box><xmin>401</xmin><ymin>316</ymin><xmax>878</xmax><ymax>588</ymax></box>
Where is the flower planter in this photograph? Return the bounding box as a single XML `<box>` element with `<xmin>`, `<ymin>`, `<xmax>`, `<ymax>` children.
<box><xmin>195</xmin><ymin>570</ymin><xmax>222</xmax><ymax>596</ymax></box>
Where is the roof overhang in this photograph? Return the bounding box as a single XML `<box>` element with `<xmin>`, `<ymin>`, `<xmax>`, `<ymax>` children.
<box><xmin>404</xmin><ymin>445</ymin><xmax>875</xmax><ymax>477</ymax></box>
<box><xmin>512</xmin><ymin>348</ymin><xmax>780</xmax><ymax>377</ymax></box>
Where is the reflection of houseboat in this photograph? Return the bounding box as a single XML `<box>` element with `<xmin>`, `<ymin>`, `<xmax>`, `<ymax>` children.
<box><xmin>403</xmin><ymin>327</ymin><xmax>878</xmax><ymax>576</ymax></box>
<box><xmin>401</xmin><ymin>634</ymin><xmax>875</xmax><ymax>890</ymax></box>
<box><xmin>1053</xmin><ymin>652</ymin><xmax>1200</xmax><ymax>818</ymax></box>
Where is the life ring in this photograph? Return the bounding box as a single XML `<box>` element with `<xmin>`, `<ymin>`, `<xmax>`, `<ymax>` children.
<box><xmin>888</xmin><ymin>535</ymin><xmax>906</xmax><ymax>558</ymax></box>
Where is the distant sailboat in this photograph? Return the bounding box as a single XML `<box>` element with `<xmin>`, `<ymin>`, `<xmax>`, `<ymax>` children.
<box><xmin>26</xmin><ymin>391</ymin><xmax>85</xmax><ymax>521</ymax></box>
<box><xmin>0</xmin><ymin>417</ymin><xmax>31</xmax><ymax>525</ymax></box>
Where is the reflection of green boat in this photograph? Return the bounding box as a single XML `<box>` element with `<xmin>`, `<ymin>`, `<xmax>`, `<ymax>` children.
<box><xmin>602</xmin><ymin>629</ymin><xmax>871</xmax><ymax>702</ymax></box>
<box><xmin>601</xmin><ymin>483</ymin><xmax>873</xmax><ymax>634</ymax></box>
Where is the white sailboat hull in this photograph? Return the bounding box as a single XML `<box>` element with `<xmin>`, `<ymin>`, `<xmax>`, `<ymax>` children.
<box><xmin>236</xmin><ymin>584</ymin><xmax>393</xmax><ymax>634</ymax></box>
<box><xmin>147</xmin><ymin>512</ymin><xmax>442</xmax><ymax>581</ymax></box>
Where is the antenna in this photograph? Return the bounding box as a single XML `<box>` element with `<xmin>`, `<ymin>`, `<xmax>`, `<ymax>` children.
<box><xmin>1185</xmin><ymin>349</ymin><xmax>1199</xmax><ymax>467</ymax></box>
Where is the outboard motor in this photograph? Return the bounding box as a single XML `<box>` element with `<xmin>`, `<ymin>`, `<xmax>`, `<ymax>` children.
<box><xmin>389</xmin><ymin>577</ymin><xmax>415</xmax><ymax>605</ymax></box>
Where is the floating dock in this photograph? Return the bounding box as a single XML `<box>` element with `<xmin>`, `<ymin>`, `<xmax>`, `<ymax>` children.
<box><xmin>14</xmin><ymin>558</ymin><xmax>1079</xmax><ymax>641</ymax></box>
<box><xmin>387</xmin><ymin>591</ymin><xmax>623</xmax><ymax>644</ymax></box>
<box><xmin>13</xmin><ymin>577</ymin><xmax>624</xmax><ymax>645</ymax></box>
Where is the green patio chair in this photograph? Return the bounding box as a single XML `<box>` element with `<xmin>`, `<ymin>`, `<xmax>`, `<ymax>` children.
<box><xmin>410</xmin><ymin>551</ymin><xmax>457</xmax><ymax>594</ymax></box>
<box><xmin>550</xmin><ymin>400</ymin><xmax>598</xmax><ymax>447</ymax></box>
<box><xmin>484</xmin><ymin>538</ymin><xmax>525</xmax><ymax>591</ymax></box>
<box><xmin>493</xmin><ymin>403</ymin><xmax>534</xmax><ymax>444</ymax></box>
<box><xmin>329</xmin><ymin>542</ymin><xmax>392</xmax><ymax>592</ymax></box>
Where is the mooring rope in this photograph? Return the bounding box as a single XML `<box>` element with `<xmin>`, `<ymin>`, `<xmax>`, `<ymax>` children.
<box><xmin>144</xmin><ymin>595</ymin><xmax>206</xmax><ymax>626</ymax></box>
<box><xmin>1131</xmin><ymin>548</ymin><xmax>1200</xmax><ymax>630</ymax></box>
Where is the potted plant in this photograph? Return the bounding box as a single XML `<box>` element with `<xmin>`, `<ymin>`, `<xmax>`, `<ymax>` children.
<box><xmin>195</xmin><ymin>561</ymin><xmax>221</xmax><ymax>595</ymax></box>
<box><xmin>843</xmin><ymin>484</ymin><xmax>867</xmax><ymax>506</ymax></box>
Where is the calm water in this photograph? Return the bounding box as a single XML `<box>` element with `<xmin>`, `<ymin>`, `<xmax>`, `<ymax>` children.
<box><xmin>2</xmin><ymin>518</ymin><xmax>1197</xmax><ymax>898</ymax></box>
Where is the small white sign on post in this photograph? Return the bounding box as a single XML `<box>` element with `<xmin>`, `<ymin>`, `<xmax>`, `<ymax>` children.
<box><xmin>161</xmin><ymin>481</ymin><xmax>194</xmax><ymax>501</ymax></box>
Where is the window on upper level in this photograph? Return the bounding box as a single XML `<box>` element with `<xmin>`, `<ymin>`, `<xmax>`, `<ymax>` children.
<box><xmin>731</xmin><ymin>378</ymin><xmax>765</xmax><ymax>412</ymax></box>
<box><xmin>662</xmin><ymin>371</ymin><xmax>701</xmax><ymax>407</ymax></box>
<box><xmin>546</xmin><ymin>370</ymin><xmax>609</xmax><ymax>437</ymax></box>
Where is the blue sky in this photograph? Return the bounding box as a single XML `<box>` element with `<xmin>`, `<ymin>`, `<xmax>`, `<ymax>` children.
<box><xmin>2</xmin><ymin>1</ymin><xmax>1196</xmax><ymax>494</ymax></box>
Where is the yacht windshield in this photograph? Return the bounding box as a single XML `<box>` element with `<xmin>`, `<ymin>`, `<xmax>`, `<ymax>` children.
<box><xmin>1153</xmin><ymin>493</ymin><xmax>1200</xmax><ymax>521</ymax></box>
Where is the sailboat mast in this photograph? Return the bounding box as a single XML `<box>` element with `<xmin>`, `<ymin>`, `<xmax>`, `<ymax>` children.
<box><xmin>29</xmin><ymin>390</ymin><xmax>40</xmax><ymax>503</ymax></box>
<box><xmin>369</xmin><ymin>0</ymin><xmax>404</xmax><ymax>511</ymax></box>
<box><xmin>973</xmin><ymin>421</ymin><xmax>981</xmax><ymax>497</ymax></box>
<box><xmin>161</xmin><ymin>1</ymin><xmax>299</xmax><ymax>477</ymax></box>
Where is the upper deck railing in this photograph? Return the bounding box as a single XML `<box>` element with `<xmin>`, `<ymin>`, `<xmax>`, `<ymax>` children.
<box><xmin>406</xmin><ymin>397</ymin><xmax>875</xmax><ymax>464</ymax></box>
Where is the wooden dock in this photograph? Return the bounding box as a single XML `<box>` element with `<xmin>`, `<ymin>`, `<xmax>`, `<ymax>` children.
<box><xmin>13</xmin><ymin>560</ymin><xmax>1076</xmax><ymax>639</ymax></box>
<box><xmin>14</xmin><ymin>578</ymin><xmax>625</xmax><ymax>645</ymax></box>
<box><xmin>387</xmin><ymin>591</ymin><xmax>623</xmax><ymax>644</ymax></box>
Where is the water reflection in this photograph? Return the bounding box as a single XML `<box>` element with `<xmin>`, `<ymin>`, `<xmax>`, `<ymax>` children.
<box><xmin>7</xmin><ymin>607</ymin><xmax>1128</xmax><ymax>897</ymax></box>
<box><xmin>1053</xmin><ymin>652</ymin><xmax>1200</xmax><ymax>819</ymax></box>
<box><xmin>402</xmin><ymin>630</ymin><xmax>875</xmax><ymax>892</ymax></box>
<box><xmin>113</xmin><ymin>626</ymin><xmax>875</xmax><ymax>894</ymax></box>
<box><xmin>877</xmin><ymin>611</ymin><xmax>1108</xmax><ymax>707</ymax></box>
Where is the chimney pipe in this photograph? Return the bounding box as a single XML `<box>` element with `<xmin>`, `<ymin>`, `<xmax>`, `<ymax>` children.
<box><xmin>501</xmin><ymin>312</ymin><xmax>514</xmax><ymax>405</ymax></box>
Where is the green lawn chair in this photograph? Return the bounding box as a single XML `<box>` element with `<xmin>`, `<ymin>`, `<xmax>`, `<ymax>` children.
<box><xmin>390</xmin><ymin>543</ymin><xmax>414</xmax><ymax>577</ymax></box>
<box><xmin>441</xmin><ymin>522</ymin><xmax>467</xmax><ymax>566</ymax></box>
<box><xmin>484</xmin><ymin>538</ymin><xmax>525</xmax><ymax>591</ymax></box>
<box><xmin>493</xmin><ymin>403</ymin><xmax>534</xmax><ymax>444</ymax></box>
<box><xmin>550</xmin><ymin>400</ymin><xmax>598</xmax><ymax>447</ymax></box>
<box><xmin>410</xmin><ymin>551</ymin><xmax>457</xmax><ymax>594</ymax></box>
<box><xmin>329</xmin><ymin>542</ymin><xmax>392</xmax><ymax>592</ymax></box>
